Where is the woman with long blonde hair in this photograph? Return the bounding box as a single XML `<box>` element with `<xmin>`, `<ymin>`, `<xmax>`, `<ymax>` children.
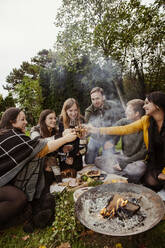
<box><xmin>60</xmin><ymin>98</ymin><xmax>82</xmax><ymax>129</ymax></box>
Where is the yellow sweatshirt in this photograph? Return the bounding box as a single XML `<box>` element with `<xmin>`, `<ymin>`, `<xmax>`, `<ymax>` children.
<box><xmin>99</xmin><ymin>115</ymin><xmax>150</xmax><ymax>149</ymax></box>
<box><xmin>99</xmin><ymin>115</ymin><xmax>165</xmax><ymax>174</ymax></box>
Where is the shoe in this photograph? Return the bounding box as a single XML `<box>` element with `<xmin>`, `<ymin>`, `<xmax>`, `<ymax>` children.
<box><xmin>33</xmin><ymin>209</ymin><xmax>52</xmax><ymax>228</ymax></box>
<box><xmin>40</xmin><ymin>193</ymin><xmax>55</xmax><ymax>210</ymax></box>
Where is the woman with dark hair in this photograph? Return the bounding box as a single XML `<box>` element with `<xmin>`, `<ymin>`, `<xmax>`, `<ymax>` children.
<box><xmin>31</xmin><ymin>109</ymin><xmax>58</xmax><ymax>140</ymax></box>
<box><xmin>58</xmin><ymin>98</ymin><xmax>87</xmax><ymax>177</ymax></box>
<box><xmin>30</xmin><ymin>109</ymin><xmax>62</xmax><ymax>183</ymax></box>
<box><xmin>0</xmin><ymin>107</ymin><xmax>77</xmax><ymax>232</ymax></box>
<box><xmin>87</xmin><ymin>91</ymin><xmax>165</xmax><ymax>191</ymax></box>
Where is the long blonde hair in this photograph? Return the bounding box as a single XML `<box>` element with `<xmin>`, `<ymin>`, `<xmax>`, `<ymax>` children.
<box><xmin>60</xmin><ymin>98</ymin><xmax>81</xmax><ymax>129</ymax></box>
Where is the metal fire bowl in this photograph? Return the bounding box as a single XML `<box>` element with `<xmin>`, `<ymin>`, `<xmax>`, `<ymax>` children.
<box><xmin>75</xmin><ymin>183</ymin><xmax>165</xmax><ymax>236</ymax></box>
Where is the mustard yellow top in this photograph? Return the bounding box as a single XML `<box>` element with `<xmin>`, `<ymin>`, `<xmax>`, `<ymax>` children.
<box><xmin>100</xmin><ymin>115</ymin><xmax>150</xmax><ymax>149</ymax></box>
<box><xmin>100</xmin><ymin>115</ymin><xmax>165</xmax><ymax>175</ymax></box>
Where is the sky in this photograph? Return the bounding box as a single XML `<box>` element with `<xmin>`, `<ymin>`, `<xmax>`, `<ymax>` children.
<box><xmin>0</xmin><ymin>0</ymin><xmax>155</xmax><ymax>98</ymax></box>
<box><xmin>0</xmin><ymin>0</ymin><xmax>62</xmax><ymax>97</ymax></box>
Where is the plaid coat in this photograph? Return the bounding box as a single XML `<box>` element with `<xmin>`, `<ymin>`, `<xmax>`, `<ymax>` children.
<box><xmin>0</xmin><ymin>128</ymin><xmax>47</xmax><ymax>201</ymax></box>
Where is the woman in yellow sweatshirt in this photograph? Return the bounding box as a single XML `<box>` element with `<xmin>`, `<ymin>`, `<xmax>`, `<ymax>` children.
<box><xmin>87</xmin><ymin>91</ymin><xmax>165</xmax><ymax>191</ymax></box>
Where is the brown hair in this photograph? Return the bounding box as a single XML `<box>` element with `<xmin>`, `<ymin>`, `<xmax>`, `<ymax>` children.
<box><xmin>147</xmin><ymin>91</ymin><xmax>165</xmax><ymax>113</ymax></box>
<box><xmin>127</xmin><ymin>99</ymin><xmax>145</xmax><ymax>117</ymax></box>
<box><xmin>90</xmin><ymin>87</ymin><xmax>104</xmax><ymax>96</ymax></box>
<box><xmin>60</xmin><ymin>98</ymin><xmax>81</xmax><ymax>129</ymax></box>
<box><xmin>38</xmin><ymin>109</ymin><xmax>57</xmax><ymax>138</ymax></box>
<box><xmin>0</xmin><ymin>107</ymin><xmax>22</xmax><ymax>133</ymax></box>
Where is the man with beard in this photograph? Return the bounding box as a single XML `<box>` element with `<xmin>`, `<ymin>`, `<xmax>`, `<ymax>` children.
<box><xmin>85</xmin><ymin>87</ymin><xmax>121</xmax><ymax>164</ymax></box>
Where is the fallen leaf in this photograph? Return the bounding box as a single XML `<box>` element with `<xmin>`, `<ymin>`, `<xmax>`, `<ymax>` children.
<box><xmin>22</xmin><ymin>235</ymin><xmax>30</xmax><ymax>241</ymax></box>
<box><xmin>115</xmin><ymin>243</ymin><xmax>123</xmax><ymax>248</ymax></box>
<box><xmin>80</xmin><ymin>230</ymin><xmax>94</xmax><ymax>236</ymax></box>
<box><xmin>56</xmin><ymin>242</ymin><xmax>71</xmax><ymax>248</ymax></box>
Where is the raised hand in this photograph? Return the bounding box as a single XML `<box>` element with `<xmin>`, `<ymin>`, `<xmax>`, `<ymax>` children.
<box><xmin>84</xmin><ymin>123</ymin><xmax>99</xmax><ymax>134</ymax></box>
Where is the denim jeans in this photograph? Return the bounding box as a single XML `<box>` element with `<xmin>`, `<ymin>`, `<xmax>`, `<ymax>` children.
<box><xmin>85</xmin><ymin>137</ymin><xmax>104</xmax><ymax>164</ymax></box>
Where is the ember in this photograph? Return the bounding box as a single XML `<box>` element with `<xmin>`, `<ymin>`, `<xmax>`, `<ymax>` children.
<box><xmin>100</xmin><ymin>194</ymin><xmax>140</xmax><ymax>219</ymax></box>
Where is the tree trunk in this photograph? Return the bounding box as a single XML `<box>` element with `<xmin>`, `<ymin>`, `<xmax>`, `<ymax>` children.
<box><xmin>113</xmin><ymin>79</ymin><xmax>126</xmax><ymax>110</ymax></box>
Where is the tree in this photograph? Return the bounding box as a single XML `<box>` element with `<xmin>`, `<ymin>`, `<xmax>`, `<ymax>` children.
<box><xmin>39</xmin><ymin>54</ymin><xmax>122</xmax><ymax>115</ymax></box>
<box><xmin>14</xmin><ymin>77</ymin><xmax>43</xmax><ymax>125</ymax></box>
<box><xmin>4</xmin><ymin>50</ymin><xmax>52</xmax><ymax>125</ymax></box>
<box><xmin>0</xmin><ymin>93</ymin><xmax>15</xmax><ymax>118</ymax></box>
<box><xmin>5</xmin><ymin>62</ymin><xmax>40</xmax><ymax>91</ymax></box>
<box><xmin>5</xmin><ymin>49</ymin><xmax>52</xmax><ymax>92</ymax></box>
<box><xmin>93</xmin><ymin>0</ymin><xmax>164</xmax><ymax>96</ymax></box>
<box><xmin>55</xmin><ymin>0</ymin><xmax>165</xmax><ymax>98</ymax></box>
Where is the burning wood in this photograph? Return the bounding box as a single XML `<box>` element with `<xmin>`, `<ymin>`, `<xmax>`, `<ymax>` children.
<box><xmin>100</xmin><ymin>194</ymin><xmax>140</xmax><ymax>219</ymax></box>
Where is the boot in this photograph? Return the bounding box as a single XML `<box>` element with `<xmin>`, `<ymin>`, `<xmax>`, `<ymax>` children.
<box><xmin>32</xmin><ymin>193</ymin><xmax>55</xmax><ymax>229</ymax></box>
<box><xmin>22</xmin><ymin>203</ymin><xmax>34</xmax><ymax>233</ymax></box>
<box><xmin>33</xmin><ymin>209</ymin><xmax>53</xmax><ymax>229</ymax></box>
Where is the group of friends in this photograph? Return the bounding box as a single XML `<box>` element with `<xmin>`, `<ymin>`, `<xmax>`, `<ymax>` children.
<box><xmin>0</xmin><ymin>86</ymin><xmax>165</xmax><ymax>233</ymax></box>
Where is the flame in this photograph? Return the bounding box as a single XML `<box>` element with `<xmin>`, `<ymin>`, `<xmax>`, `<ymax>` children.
<box><xmin>100</xmin><ymin>198</ymin><xmax>128</xmax><ymax>218</ymax></box>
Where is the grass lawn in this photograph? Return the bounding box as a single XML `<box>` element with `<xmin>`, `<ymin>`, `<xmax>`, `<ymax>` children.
<box><xmin>1</xmin><ymin>189</ymin><xmax>165</xmax><ymax>248</ymax></box>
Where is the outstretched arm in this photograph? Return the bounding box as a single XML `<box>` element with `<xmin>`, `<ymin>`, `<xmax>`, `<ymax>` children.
<box><xmin>37</xmin><ymin>130</ymin><xmax>77</xmax><ymax>157</ymax></box>
<box><xmin>86</xmin><ymin>118</ymin><xmax>144</xmax><ymax>136</ymax></box>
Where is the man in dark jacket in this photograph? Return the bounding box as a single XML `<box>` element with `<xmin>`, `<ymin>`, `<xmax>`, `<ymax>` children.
<box><xmin>85</xmin><ymin>87</ymin><xmax>122</xmax><ymax>164</ymax></box>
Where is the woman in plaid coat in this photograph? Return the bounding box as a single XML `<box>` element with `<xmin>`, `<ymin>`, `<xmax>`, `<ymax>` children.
<box><xmin>0</xmin><ymin>107</ymin><xmax>76</xmax><ymax>231</ymax></box>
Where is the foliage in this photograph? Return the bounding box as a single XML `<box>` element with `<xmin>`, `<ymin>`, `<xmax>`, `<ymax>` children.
<box><xmin>5</xmin><ymin>62</ymin><xmax>40</xmax><ymax>91</ymax></box>
<box><xmin>94</xmin><ymin>0</ymin><xmax>165</xmax><ymax>94</ymax></box>
<box><xmin>0</xmin><ymin>225</ymin><xmax>53</xmax><ymax>248</ymax></box>
<box><xmin>5</xmin><ymin>48</ymin><xmax>122</xmax><ymax>124</ymax></box>
<box><xmin>14</xmin><ymin>77</ymin><xmax>43</xmax><ymax>125</ymax></box>
<box><xmin>0</xmin><ymin>93</ymin><xmax>15</xmax><ymax>118</ymax></box>
<box><xmin>55</xmin><ymin>0</ymin><xmax>165</xmax><ymax>97</ymax></box>
<box><xmin>54</xmin><ymin>0</ymin><xmax>109</xmax><ymax>67</ymax></box>
<box><xmin>0</xmin><ymin>190</ymin><xmax>87</xmax><ymax>248</ymax></box>
<box><xmin>39</xmin><ymin>54</ymin><xmax>121</xmax><ymax>115</ymax></box>
<box><xmin>4</xmin><ymin>50</ymin><xmax>51</xmax><ymax>125</ymax></box>
<box><xmin>50</xmin><ymin>190</ymin><xmax>86</xmax><ymax>247</ymax></box>
<box><xmin>1</xmin><ymin>189</ymin><xmax>165</xmax><ymax>247</ymax></box>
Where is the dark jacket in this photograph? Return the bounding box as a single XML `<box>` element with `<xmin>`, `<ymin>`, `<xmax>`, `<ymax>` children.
<box><xmin>57</xmin><ymin>116</ymin><xmax>86</xmax><ymax>172</ymax></box>
<box><xmin>85</xmin><ymin>100</ymin><xmax>123</xmax><ymax>141</ymax></box>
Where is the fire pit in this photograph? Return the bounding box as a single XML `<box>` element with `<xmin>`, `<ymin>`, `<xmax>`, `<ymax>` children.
<box><xmin>75</xmin><ymin>183</ymin><xmax>165</xmax><ymax>236</ymax></box>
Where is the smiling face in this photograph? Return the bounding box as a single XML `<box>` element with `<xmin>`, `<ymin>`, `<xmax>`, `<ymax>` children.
<box><xmin>12</xmin><ymin>111</ymin><xmax>27</xmax><ymax>133</ymax></box>
<box><xmin>66</xmin><ymin>103</ymin><xmax>78</xmax><ymax>121</ymax></box>
<box><xmin>45</xmin><ymin>112</ymin><xmax>56</xmax><ymax>130</ymax></box>
<box><xmin>125</xmin><ymin>105</ymin><xmax>138</xmax><ymax>121</ymax></box>
<box><xmin>91</xmin><ymin>91</ymin><xmax>104</xmax><ymax>109</ymax></box>
<box><xmin>143</xmin><ymin>98</ymin><xmax>158</xmax><ymax>116</ymax></box>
